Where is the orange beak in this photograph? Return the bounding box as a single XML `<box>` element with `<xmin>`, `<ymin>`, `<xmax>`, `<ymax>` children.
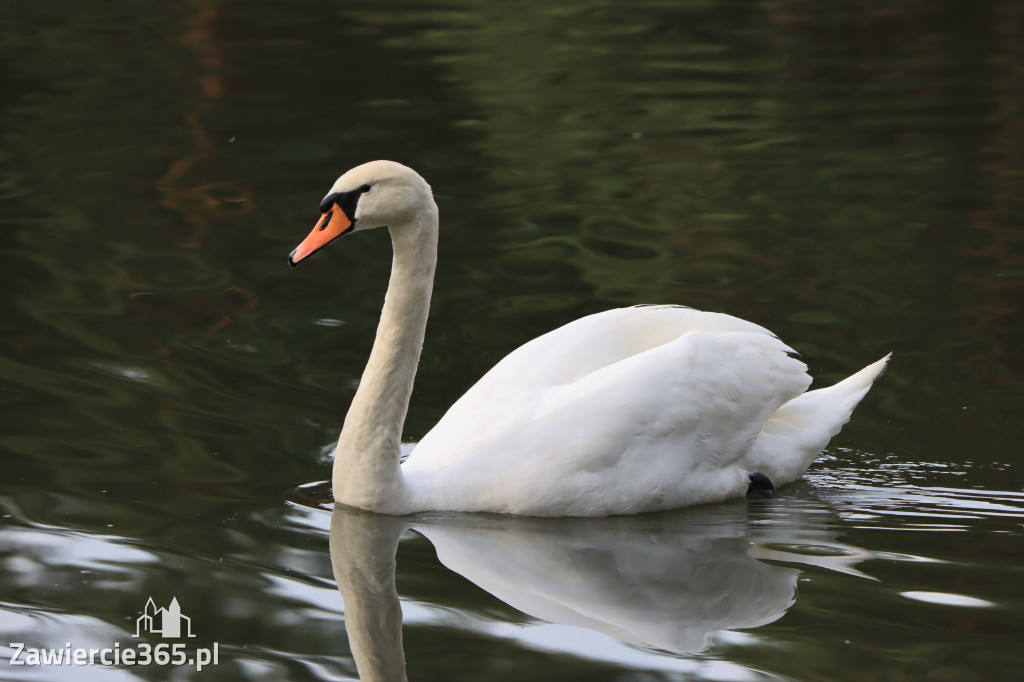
<box><xmin>288</xmin><ymin>204</ymin><xmax>354</xmax><ymax>267</ymax></box>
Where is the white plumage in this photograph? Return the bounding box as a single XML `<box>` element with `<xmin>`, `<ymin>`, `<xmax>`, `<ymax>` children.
<box><xmin>289</xmin><ymin>160</ymin><xmax>888</xmax><ymax>517</ymax></box>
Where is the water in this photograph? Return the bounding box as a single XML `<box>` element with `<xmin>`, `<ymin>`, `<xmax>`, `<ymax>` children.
<box><xmin>1</xmin><ymin>0</ymin><xmax>1022</xmax><ymax>679</ymax></box>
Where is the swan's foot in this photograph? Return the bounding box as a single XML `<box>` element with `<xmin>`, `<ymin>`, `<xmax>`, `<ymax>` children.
<box><xmin>747</xmin><ymin>472</ymin><xmax>775</xmax><ymax>496</ymax></box>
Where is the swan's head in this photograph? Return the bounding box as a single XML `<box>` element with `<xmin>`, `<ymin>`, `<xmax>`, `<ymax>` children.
<box><xmin>288</xmin><ymin>160</ymin><xmax>435</xmax><ymax>266</ymax></box>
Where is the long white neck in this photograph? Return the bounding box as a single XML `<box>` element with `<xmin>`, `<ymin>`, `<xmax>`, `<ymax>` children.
<box><xmin>333</xmin><ymin>210</ymin><xmax>438</xmax><ymax>512</ymax></box>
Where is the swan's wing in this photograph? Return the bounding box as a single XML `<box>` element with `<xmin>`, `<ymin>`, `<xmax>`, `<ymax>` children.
<box><xmin>404</xmin><ymin>307</ymin><xmax>812</xmax><ymax>515</ymax></box>
<box><xmin>442</xmin><ymin>306</ymin><xmax>784</xmax><ymax>393</ymax></box>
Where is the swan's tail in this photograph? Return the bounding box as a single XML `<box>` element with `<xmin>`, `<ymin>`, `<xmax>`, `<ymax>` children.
<box><xmin>744</xmin><ymin>354</ymin><xmax>890</xmax><ymax>487</ymax></box>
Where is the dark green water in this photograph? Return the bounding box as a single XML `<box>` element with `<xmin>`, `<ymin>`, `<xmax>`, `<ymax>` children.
<box><xmin>1</xmin><ymin>0</ymin><xmax>1022</xmax><ymax>680</ymax></box>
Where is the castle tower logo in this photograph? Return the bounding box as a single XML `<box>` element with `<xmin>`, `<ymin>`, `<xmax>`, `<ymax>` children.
<box><xmin>132</xmin><ymin>597</ymin><xmax>196</xmax><ymax>638</ymax></box>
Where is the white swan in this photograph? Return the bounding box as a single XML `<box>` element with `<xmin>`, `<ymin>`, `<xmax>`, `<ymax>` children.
<box><xmin>289</xmin><ymin>160</ymin><xmax>889</xmax><ymax>517</ymax></box>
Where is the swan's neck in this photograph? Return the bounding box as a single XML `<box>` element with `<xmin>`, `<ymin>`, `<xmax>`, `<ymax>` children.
<box><xmin>333</xmin><ymin>211</ymin><xmax>437</xmax><ymax>511</ymax></box>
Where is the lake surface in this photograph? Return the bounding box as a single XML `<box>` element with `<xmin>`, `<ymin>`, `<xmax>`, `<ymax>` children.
<box><xmin>2</xmin><ymin>0</ymin><xmax>1022</xmax><ymax>680</ymax></box>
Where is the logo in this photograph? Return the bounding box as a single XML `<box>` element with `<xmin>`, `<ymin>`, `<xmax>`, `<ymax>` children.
<box><xmin>133</xmin><ymin>597</ymin><xmax>196</xmax><ymax>638</ymax></box>
<box><xmin>10</xmin><ymin>597</ymin><xmax>218</xmax><ymax>671</ymax></box>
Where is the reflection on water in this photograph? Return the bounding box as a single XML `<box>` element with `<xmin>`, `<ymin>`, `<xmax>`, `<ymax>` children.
<box><xmin>417</xmin><ymin>505</ymin><xmax>839</xmax><ymax>655</ymax></box>
<box><xmin>326</xmin><ymin>484</ymin><xmax>1024</xmax><ymax>681</ymax></box>
<box><xmin>330</xmin><ymin>500</ymin><xmax>870</xmax><ymax>681</ymax></box>
<box><xmin>329</xmin><ymin>510</ymin><xmax>406</xmax><ymax>682</ymax></box>
<box><xmin>331</xmin><ymin>497</ymin><xmax>860</xmax><ymax>675</ymax></box>
<box><xmin>0</xmin><ymin>475</ymin><xmax>1022</xmax><ymax>681</ymax></box>
<box><xmin>1</xmin><ymin>0</ymin><xmax>1023</xmax><ymax>679</ymax></box>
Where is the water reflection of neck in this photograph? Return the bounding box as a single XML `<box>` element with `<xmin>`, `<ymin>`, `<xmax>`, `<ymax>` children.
<box><xmin>329</xmin><ymin>507</ymin><xmax>408</xmax><ymax>682</ymax></box>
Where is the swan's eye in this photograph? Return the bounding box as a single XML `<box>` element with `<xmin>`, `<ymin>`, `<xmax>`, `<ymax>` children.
<box><xmin>359</xmin><ymin>184</ymin><xmax>372</xmax><ymax>193</ymax></box>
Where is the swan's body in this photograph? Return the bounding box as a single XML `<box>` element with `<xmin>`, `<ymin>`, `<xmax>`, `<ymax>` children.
<box><xmin>290</xmin><ymin>160</ymin><xmax>888</xmax><ymax>517</ymax></box>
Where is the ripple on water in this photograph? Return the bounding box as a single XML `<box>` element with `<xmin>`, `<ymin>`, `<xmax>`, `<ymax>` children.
<box><xmin>805</xmin><ymin>452</ymin><xmax>1024</xmax><ymax>531</ymax></box>
<box><xmin>87</xmin><ymin>360</ymin><xmax>157</xmax><ymax>384</ymax></box>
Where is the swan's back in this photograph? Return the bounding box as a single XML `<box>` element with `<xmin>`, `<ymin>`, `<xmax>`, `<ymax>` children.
<box><xmin>456</xmin><ymin>306</ymin><xmax>788</xmax><ymax>389</ymax></box>
<box><xmin>403</xmin><ymin>306</ymin><xmax>834</xmax><ymax>516</ymax></box>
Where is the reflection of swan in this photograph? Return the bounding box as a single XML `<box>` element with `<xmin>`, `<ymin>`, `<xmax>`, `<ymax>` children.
<box><xmin>329</xmin><ymin>509</ymin><xmax>407</xmax><ymax>682</ymax></box>
<box><xmin>418</xmin><ymin>510</ymin><xmax>794</xmax><ymax>654</ymax></box>
<box><xmin>329</xmin><ymin>502</ymin><xmax>872</xmax><ymax>679</ymax></box>
<box><xmin>415</xmin><ymin>502</ymin><xmax>873</xmax><ymax>654</ymax></box>
<box><xmin>293</xmin><ymin>161</ymin><xmax>889</xmax><ymax>516</ymax></box>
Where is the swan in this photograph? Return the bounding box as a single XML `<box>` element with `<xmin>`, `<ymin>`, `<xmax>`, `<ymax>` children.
<box><xmin>289</xmin><ymin>160</ymin><xmax>889</xmax><ymax>517</ymax></box>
